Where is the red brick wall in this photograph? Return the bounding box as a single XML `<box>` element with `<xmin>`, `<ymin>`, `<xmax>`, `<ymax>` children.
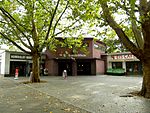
<box><xmin>45</xmin><ymin>60</ymin><xmax>58</xmax><ymax>76</ymax></box>
<box><xmin>93</xmin><ymin>48</ymin><xmax>101</xmax><ymax>58</ymax></box>
<box><xmin>45</xmin><ymin>38</ymin><xmax>106</xmax><ymax>75</ymax></box>
<box><xmin>93</xmin><ymin>41</ymin><xmax>106</xmax><ymax>58</ymax></box>
<box><xmin>96</xmin><ymin>60</ymin><xmax>105</xmax><ymax>74</ymax></box>
<box><xmin>47</xmin><ymin>38</ymin><xmax>94</xmax><ymax>58</ymax></box>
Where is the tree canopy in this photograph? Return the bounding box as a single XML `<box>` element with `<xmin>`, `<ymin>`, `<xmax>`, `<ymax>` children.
<box><xmin>0</xmin><ymin>0</ymin><xmax>86</xmax><ymax>82</ymax></box>
<box><xmin>0</xmin><ymin>0</ymin><xmax>85</xmax><ymax>53</ymax></box>
<box><xmin>82</xmin><ymin>0</ymin><xmax>150</xmax><ymax>98</ymax></box>
<box><xmin>74</xmin><ymin>0</ymin><xmax>147</xmax><ymax>54</ymax></box>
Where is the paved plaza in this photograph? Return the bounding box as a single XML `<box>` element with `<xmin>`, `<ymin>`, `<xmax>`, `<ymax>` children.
<box><xmin>0</xmin><ymin>75</ymin><xmax>150</xmax><ymax>113</ymax></box>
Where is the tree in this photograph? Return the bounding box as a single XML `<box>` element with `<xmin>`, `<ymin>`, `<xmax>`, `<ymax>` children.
<box><xmin>99</xmin><ymin>0</ymin><xmax>150</xmax><ymax>98</ymax></box>
<box><xmin>0</xmin><ymin>0</ymin><xmax>82</xmax><ymax>82</ymax></box>
<box><xmin>75</xmin><ymin>0</ymin><xmax>150</xmax><ymax>97</ymax></box>
<box><xmin>103</xmin><ymin>37</ymin><xmax>127</xmax><ymax>53</ymax></box>
<box><xmin>101</xmin><ymin>29</ymin><xmax>127</xmax><ymax>53</ymax></box>
<box><xmin>84</xmin><ymin>0</ymin><xmax>149</xmax><ymax>98</ymax></box>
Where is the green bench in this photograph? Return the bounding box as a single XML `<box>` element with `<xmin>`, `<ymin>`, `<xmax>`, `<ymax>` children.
<box><xmin>107</xmin><ymin>68</ymin><xmax>125</xmax><ymax>75</ymax></box>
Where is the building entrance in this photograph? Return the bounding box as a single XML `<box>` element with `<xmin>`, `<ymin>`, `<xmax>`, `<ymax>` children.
<box><xmin>10</xmin><ymin>61</ymin><xmax>28</xmax><ymax>77</ymax></box>
<box><xmin>77</xmin><ymin>61</ymin><xmax>91</xmax><ymax>75</ymax></box>
<box><xmin>126</xmin><ymin>61</ymin><xmax>142</xmax><ymax>75</ymax></box>
<box><xmin>58</xmin><ymin>61</ymin><xmax>72</xmax><ymax>76</ymax></box>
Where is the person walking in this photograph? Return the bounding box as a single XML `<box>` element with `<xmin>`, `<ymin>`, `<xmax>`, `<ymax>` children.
<box><xmin>62</xmin><ymin>70</ymin><xmax>67</xmax><ymax>79</ymax></box>
<box><xmin>29</xmin><ymin>71</ymin><xmax>33</xmax><ymax>82</ymax></box>
<box><xmin>44</xmin><ymin>68</ymin><xmax>48</xmax><ymax>76</ymax></box>
<box><xmin>14</xmin><ymin>67</ymin><xmax>19</xmax><ymax>80</ymax></box>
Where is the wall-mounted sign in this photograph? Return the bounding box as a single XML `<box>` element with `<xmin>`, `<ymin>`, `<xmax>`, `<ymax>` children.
<box><xmin>69</xmin><ymin>54</ymin><xmax>86</xmax><ymax>57</ymax></box>
<box><xmin>10</xmin><ymin>54</ymin><xmax>32</xmax><ymax>60</ymax></box>
<box><xmin>111</xmin><ymin>54</ymin><xmax>136</xmax><ymax>60</ymax></box>
<box><xmin>59</xmin><ymin>53</ymin><xmax>86</xmax><ymax>57</ymax></box>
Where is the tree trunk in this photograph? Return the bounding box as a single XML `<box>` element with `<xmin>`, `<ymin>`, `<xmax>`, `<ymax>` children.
<box><xmin>140</xmin><ymin>61</ymin><xmax>150</xmax><ymax>98</ymax></box>
<box><xmin>31</xmin><ymin>52</ymin><xmax>40</xmax><ymax>82</ymax></box>
<box><xmin>140</xmin><ymin>16</ymin><xmax>150</xmax><ymax>98</ymax></box>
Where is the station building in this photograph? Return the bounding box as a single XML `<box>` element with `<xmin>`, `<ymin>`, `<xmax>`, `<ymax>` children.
<box><xmin>0</xmin><ymin>38</ymin><xmax>142</xmax><ymax>77</ymax></box>
<box><xmin>107</xmin><ymin>52</ymin><xmax>142</xmax><ymax>75</ymax></box>
<box><xmin>0</xmin><ymin>49</ymin><xmax>45</xmax><ymax>77</ymax></box>
<box><xmin>0</xmin><ymin>37</ymin><xmax>106</xmax><ymax>77</ymax></box>
<box><xmin>45</xmin><ymin>37</ymin><xmax>106</xmax><ymax>76</ymax></box>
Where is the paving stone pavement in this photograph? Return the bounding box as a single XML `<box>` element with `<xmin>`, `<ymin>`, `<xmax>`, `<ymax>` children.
<box><xmin>1</xmin><ymin>75</ymin><xmax>150</xmax><ymax>113</ymax></box>
<box><xmin>0</xmin><ymin>77</ymin><xmax>90</xmax><ymax>113</ymax></box>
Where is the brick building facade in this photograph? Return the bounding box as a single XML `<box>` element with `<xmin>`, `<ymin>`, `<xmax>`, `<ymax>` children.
<box><xmin>45</xmin><ymin>37</ymin><xmax>106</xmax><ymax>76</ymax></box>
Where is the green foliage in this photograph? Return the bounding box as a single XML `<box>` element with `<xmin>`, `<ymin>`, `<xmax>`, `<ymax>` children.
<box><xmin>74</xmin><ymin>0</ymin><xmax>146</xmax><ymax>53</ymax></box>
<box><xmin>57</xmin><ymin>35</ymin><xmax>88</xmax><ymax>54</ymax></box>
<box><xmin>0</xmin><ymin>0</ymin><xmax>85</xmax><ymax>54</ymax></box>
<box><xmin>1</xmin><ymin>0</ymin><xmax>147</xmax><ymax>54</ymax></box>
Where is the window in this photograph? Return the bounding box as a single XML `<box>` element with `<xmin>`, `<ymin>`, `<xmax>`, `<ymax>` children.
<box><xmin>112</xmin><ymin>62</ymin><xmax>122</xmax><ymax>68</ymax></box>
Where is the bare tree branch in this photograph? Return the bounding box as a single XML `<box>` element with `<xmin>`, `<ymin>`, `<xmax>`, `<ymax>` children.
<box><xmin>39</xmin><ymin>0</ymin><xmax>61</xmax><ymax>51</ymax></box>
<box><xmin>16</xmin><ymin>0</ymin><xmax>25</xmax><ymax>6</ymax></box>
<box><xmin>0</xmin><ymin>7</ymin><xmax>33</xmax><ymax>49</ymax></box>
<box><xmin>52</xmin><ymin>1</ymin><xmax>69</xmax><ymax>37</ymax></box>
<box><xmin>0</xmin><ymin>20</ymin><xmax>7</xmax><ymax>24</ymax></box>
<box><xmin>127</xmin><ymin>0</ymin><xmax>144</xmax><ymax>49</ymax></box>
<box><xmin>45</xmin><ymin>0</ymin><xmax>61</xmax><ymax>40</ymax></box>
<box><xmin>115</xmin><ymin>1</ymin><xmax>142</xmax><ymax>24</ymax></box>
<box><xmin>2</xmin><ymin>16</ymin><xmax>33</xmax><ymax>50</ymax></box>
<box><xmin>53</xmin><ymin>18</ymin><xmax>80</xmax><ymax>37</ymax></box>
<box><xmin>0</xmin><ymin>32</ymin><xmax>31</xmax><ymax>54</ymax></box>
<box><xmin>100</xmin><ymin>1</ymin><xmax>144</xmax><ymax>60</ymax></box>
<box><xmin>39</xmin><ymin>1</ymin><xmax>52</xmax><ymax>16</ymax></box>
<box><xmin>131</xmin><ymin>22</ymin><xmax>143</xmax><ymax>47</ymax></box>
<box><xmin>10</xmin><ymin>25</ymin><xmax>32</xmax><ymax>49</ymax></box>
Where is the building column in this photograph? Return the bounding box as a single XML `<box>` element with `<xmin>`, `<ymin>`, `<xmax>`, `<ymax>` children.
<box><xmin>72</xmin><ymin>61</ymin><xmax>77</xmax><ymax>76</ymax></box>
<box><xmin>91</xmin><ymin>60</ymin><xmax>96</xmax><ymax>75</ymax></box>
<box><xmin>108</xmin><ymin>62</ymin><xmax>112</xmax><ymax>69</ymax></box>
<box><xmin>122</xmin><ymin>61</ymin><xmax>126</xmax><ymax>72</ymax></box>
